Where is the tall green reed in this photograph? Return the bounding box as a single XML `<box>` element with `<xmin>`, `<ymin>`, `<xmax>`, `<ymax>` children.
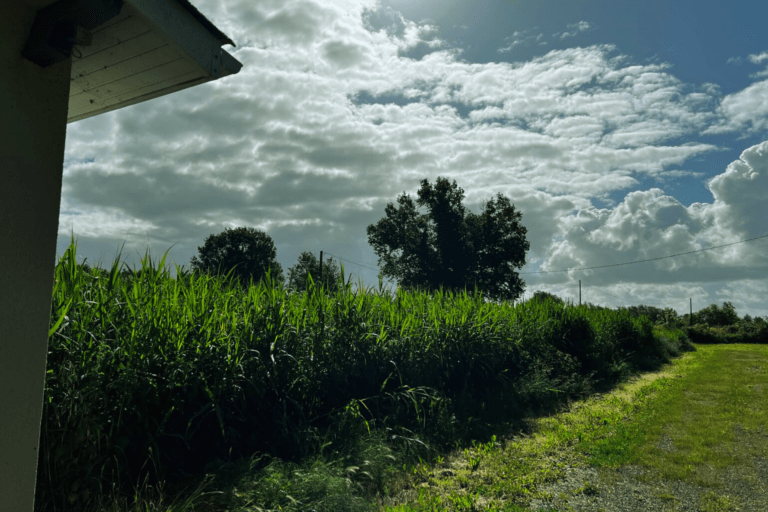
<box><xmin>39</xmin><ymin>238</ymin><xmax>684</xmax><ymax>511</ymax></box>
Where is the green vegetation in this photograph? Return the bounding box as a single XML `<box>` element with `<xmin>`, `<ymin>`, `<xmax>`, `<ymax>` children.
<box><xmin>41</xmin><ymin>238</ymin><xmax>740</xmax><ymax>512</ymax></box>
<box><xmin>619</xmin><ymin>302</ymin><xmax>768</xmax><ymax>344</ymax></box>
<box><xmin>375</xmin><ymin>369</ymin><xmax>673</xmax><ymax>511</ymax></box>
<box><xmin>188</xmin><ymin>226</ymin><xmax>284</xmax><ymax>287</ymax></box>
<box><xmin>366</xmin><ymin>176</ymin><xmax>530</xmax><ymax>303</ymax></box>
<box><xmin>586</xmin><ymin>344</ymin><xmax>768</xmax><ymax>483</ymax></box>
<box><xmin>382</xmin><ymin>344</ymin><xmax>768</xmax><ymax>511</ymax></box>
<box><xmin>285</xmin><ymin>251</ymin><xmax>344</xmax><ymax>295</ymax></box>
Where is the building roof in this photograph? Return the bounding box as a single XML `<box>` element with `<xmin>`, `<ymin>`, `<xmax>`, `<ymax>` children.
<box><xmin>69</xmin><ymin>0</ymin><xmax>242</xmax><ymax>123</ymax></box>
<box><xmin>21</xmin><ymin>0</ymin><xmax>242</xmax><ymax>123</ymax></box>
<box><xmin>174</xmin><ymin>0</ymin><xmax>235</xmax><ymax>47</ymax></box>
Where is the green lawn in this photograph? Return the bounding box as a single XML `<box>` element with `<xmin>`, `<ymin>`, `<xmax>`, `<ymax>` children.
<box><xmin>379</xmin><ymin>344</ymin><xmax>768</xmax><ymax>511</ymax></box>
<box><xmin>593</xmin><ymin>344</ymin><xmax>768</xmax><ymax>485</ymax></box>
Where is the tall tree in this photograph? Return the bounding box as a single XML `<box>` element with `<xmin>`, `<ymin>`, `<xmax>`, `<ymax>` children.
<box><xmin>695</xmin><ymin>302</ymin><xmax>739</xmax><ymax>327</ymax></box>
<box><xmin>286</xmin><ymin>251</ymin><xmax>344</xmax><ymax>294</ymax></box>
<box><xmin>190</xmin><ymin>227</ymin><xmax>284</xmax><ymax>288</ymax></box>
<box><xmin>366</xmin><ymin>177</ymin><xmax>530</xmax><ymax>303</ymax></box>
<box><xmin>531</xmin><ymin>290</ymin><xmax>564</xmax><ymax>304</ymax></box>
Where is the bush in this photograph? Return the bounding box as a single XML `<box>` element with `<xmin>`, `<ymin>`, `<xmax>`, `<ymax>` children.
<box><xmin>693</xmin><ymin>302</ymin><xmax>739</xmax><ymax>327</ymax></box>
<box><xmin>659</xmin><ymin>326</ymin><xmax>696</xmax><ymax>352</ymax></box>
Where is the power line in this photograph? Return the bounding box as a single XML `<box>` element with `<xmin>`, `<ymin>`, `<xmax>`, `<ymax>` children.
<box><xmin>322</xmin><ymin>252</ymin><xmax>381</xmax><ymax>273</ymax></box>
<box><xmin>323</xmin><ymin>230</ymin><xmax>764</xmax><ymax>310</ymax></box>
<box><xmin>320</xmin><ymin>252</ymin><xmax>398</xmax><ymax>292</ymax></box>
<box><xmin>520</xmin><ymin>233</ymin><xmax>768</xmax><ymax>275</ymax></box>
<box><xmin>579</xmin><ymin>283</ymin><xmax>690</xmax><ymax>310</ymax></box>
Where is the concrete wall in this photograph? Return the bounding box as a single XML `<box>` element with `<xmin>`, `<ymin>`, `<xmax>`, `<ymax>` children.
<box><xmin>0</xmin><ymin>2</ymin><xmax>72</xmax><ymax>510</ymax></box>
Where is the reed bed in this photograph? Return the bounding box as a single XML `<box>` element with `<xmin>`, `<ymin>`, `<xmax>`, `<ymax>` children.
<box><xmin>37</xmin><ymin>239</ymin><xmax>688</xmax><ymax>511</ymax></box>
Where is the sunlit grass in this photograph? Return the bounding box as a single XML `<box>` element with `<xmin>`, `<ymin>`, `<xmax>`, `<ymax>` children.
<box><xmin>607</xmin><ymin>345</ymin><xmax>768</xmax><ymax>487</ymax></box>
<box><xmin>382</xmin><ymin>344</ymin><xmax>768</xmax><ymax>511</ymax></box>
<box><xmin>377</xmin><ymin>363</ymin><xmax>685</xmax><ymax>511</ymax></box>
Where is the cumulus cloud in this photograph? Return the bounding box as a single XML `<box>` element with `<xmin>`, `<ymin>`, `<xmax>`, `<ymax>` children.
<box><xmin>704</xmin><ymin>79</ymin><xmax>768</xmax><ymax>136</ymax></box>
<box><xmin>714</xmin><ymin>51</ymin><xmax>768</xmax><ymax>135</ymax></box>
<box><xmin>532</xmin><ymin>141</ymin><xmax>768</xmax><ymax>313</ymax></box>
<box><xmin>497</xmin><ymin>28</ymin><xmax>546</xmax><ymax>53</ymax></box>
<box><xmin>555</xmin><ymin>21</ymin><xmax>592</xmax><ymax>40</ymax></box>
<box><xmin>748</xmin><ymin>51</ymin><xmax>768</xmax><ymax>64</ymax></box>
<box><xmin>59</xmin><ymin>0</ymin><xmax>768</xmax><ymax>315</ymax></box>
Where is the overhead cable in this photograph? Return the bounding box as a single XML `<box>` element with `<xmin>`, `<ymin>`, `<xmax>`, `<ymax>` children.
<box><xmin>520</xmin><ymin>233</ymin><xmax>768</xmax><ymax>275</ymax></box>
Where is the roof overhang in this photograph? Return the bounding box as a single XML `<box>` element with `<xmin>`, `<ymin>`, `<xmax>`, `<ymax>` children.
<box><xmin>21</xmin><ymin>0</ymin><xmax>243</xmax><ymax>124</ymax></box>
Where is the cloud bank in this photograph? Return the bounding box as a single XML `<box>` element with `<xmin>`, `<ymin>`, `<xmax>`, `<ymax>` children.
<box><xmin>60</xmin><ymin>0</ymin><xmax>768</xmax><ymax>315</ymax></box>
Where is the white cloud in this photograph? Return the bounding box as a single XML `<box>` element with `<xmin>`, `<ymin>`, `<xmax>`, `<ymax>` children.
<box><xmin>704</xmin><ymin>79</ymin><xmax>768</xmax><ymax>135</ymax></box>
<box><xmin>555</xmin><ymin>21</ymin><xmax>592</xmax><ymax>40</ymax></box>
<box><xmin>725</xmin><ymin>51</ymin><xmax>768</xmax><ymax>66</ymax></box>
<box><xmin>748</xmin><ymin>51</ymin><xmax>768</xmax><ymax>64</ymax></box>
<box><xmin>718</xmin><ymin>53</ymin><xmax>768</xmax><ymax>133</ymax></box>
<box><xmin>532</xmin><ymin>141</ymin><xmax>768</xmax><ymax>315</ymax></box>
<box><xmin>497</xmin><ymin>28</ymin><xmax>546</xmax><ymax>53</ymax></box>
<box><xmin>710</xmin><ymin>52</ymin><xmax>768</xmax><ymax>135</ymax></box>
<box><xmin>59</xmin><ymin>0</ymin><xmax>768</xmax><ymax>316</ymax></box>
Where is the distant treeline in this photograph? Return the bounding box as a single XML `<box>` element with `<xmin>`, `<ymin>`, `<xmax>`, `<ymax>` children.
<box><xmin>527</xmin><ymin>290</ymin><xmax>768</xmax><ymax>345</ymax></box>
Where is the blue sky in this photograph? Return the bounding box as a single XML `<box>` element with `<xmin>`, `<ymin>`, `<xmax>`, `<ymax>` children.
<box><xmin>382</xmin><ymin>0</ymin><xmax>768</xmax><ymax>207</ymax></box>
<box><xmin>60</xmin><ymin>0</ymin><xmax>768</xmax><ymax>316</ymax></box>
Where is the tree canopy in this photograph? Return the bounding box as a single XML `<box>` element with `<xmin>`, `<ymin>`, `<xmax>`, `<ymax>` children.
<box><xmin>366</xmin><ymin>176</ymin><xmax>530</xmax><ymax>303</ymax></box>
<box><xmin>530</xmin><ymin>290</ymin><xmax>565</xmax><ymax>304</ymax></box>
<box><xmin>286</xmin><ymin>251</ymin><xmax>344</xmax><ymax>294</ymax></box>
<box><xmin>694</xmin><ymin>302</ymin><xmax>739</xmax><ymax>327</ymax></box>
<box><xmin>189</xmin><ymin>227</ymin><xmax>284</xmax><ymax>288</ymax></box>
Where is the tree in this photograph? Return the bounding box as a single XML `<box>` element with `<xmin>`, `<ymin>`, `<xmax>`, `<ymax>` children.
<box><xmin>622</xmin><ymin>305</ymin><xmax>681</xmax><ymax>326</ymax></box>
<box><xmin>189</xmin><ymin>227</ymin><xmax>284</xmax><ymax>288</ymax></box>
<box><xmin>531</xmin><ymin>290</ymin><xmax>564</xmax><ymax>304</ymax></box>
<box><xmin>695</xmin><ymin>302</ymin><xmax>739</xmax><ymax>327</ymax></box>
<box><xmin>286</xmin><ymin>251</ymin><xmax>344</xmax><ymax>294</ymax></box>
<box><xmin>366</xmin><ymin>176</ymin><xmax>530</xmax><ymax>303</ymax></box>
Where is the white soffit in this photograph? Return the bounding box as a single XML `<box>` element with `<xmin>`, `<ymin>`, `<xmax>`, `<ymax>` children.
<box><xmin>67</xmin><ymin>0</ymin><xmax>242</xmax><ymax>124</ymax></box>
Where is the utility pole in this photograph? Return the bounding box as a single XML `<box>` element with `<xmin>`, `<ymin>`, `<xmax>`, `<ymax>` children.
<box><xmin>689</xmin><ymin>298</ymin><xmax>692</xmax><ymax>326</ymax></box>
<box><xmin>319</xmin><ymin>251</ymin><xmax>325</xmax><ymax>334</ymax></box>
<box><xmin>579</xmin><ymin>280</ymin><xmax>581</xmax><ymax>306</ymax></box>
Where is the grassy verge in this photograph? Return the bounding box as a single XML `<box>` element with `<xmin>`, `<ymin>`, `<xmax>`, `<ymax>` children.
<box><xmin>583</xmin><ymin>344</ymin><xmax>767</xmax><ymax>479</ymax></box>
<box><xmin>379</xmin><ymin>344</ymin><xmax>768</xmax><ymax>511</ymax></box>
<box><xmin>376</xmin><ymin>354</ymin><xmax>685</xmax><ymax>511</ymax></box>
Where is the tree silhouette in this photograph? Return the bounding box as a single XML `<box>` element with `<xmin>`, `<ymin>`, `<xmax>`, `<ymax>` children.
<box><xmin>694</xmin><ymin>302</ymin><xmax>739</xmax><ymax>327</ymax></box>
<box><xmin>366</xmin><ymin>176</ymin><xmax>530</xmax><ymax>303</ymax></box>
<box><xmin>286</xmin><ymin>251</ymin><xmax>343</xmax><ymax>294</ymax></box>
<box><xmin>531</xmin><ymin>290</ymin><xmax>564</xmax><ymax>304</ymax></box>
<box><xmin>190</xmin><ymin>227</ymin><xmax>284</xmax><ymax>288</ymax></box>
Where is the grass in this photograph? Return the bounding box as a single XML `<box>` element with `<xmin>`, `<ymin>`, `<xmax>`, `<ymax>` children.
<box><xmin>380</xmin><ymin>344</ymin><xmax>768</xmax><ymax>511</ymax></box>
<box><xmin>376</xmin><ymin>358</ymin><xmax>681</xmax><ymax>510</ymax></box>
<box><xmin>598</xmin><ymin>344</ymin><xmax>768</xmax><ymax>486</ymax></box>
<box><xmin>38</xmin><ymin>238</ymin><xmax>692</xmax><ymax>511</ymax></box>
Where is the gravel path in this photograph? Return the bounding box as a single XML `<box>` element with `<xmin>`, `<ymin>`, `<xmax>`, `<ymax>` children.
<box><xmin>528</xmin><ymin>451</ymin><xmax>768</xmax><ymax>511</ymax></box>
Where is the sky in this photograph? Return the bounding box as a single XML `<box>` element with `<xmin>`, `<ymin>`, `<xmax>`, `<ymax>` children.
<box><xmin>60</xmin><ymin>0</ymin><xmax>768</xmax><ymax>316</ymax></box>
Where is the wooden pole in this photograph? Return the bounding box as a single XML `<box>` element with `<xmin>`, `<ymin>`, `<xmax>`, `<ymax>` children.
<box><xmin>319</xmin><ymin>251</ymin><xmax>324</xmax><ymax>334</ymax></box>
<box><xmin>579</xmin><ymin>280</ymin><xmax>581</xmax><ymax>306</ymax></box>
<box><xmin>690</xmin><ymin>298</ymin><xmax>692</xmax><ymax>326</ymax></box>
